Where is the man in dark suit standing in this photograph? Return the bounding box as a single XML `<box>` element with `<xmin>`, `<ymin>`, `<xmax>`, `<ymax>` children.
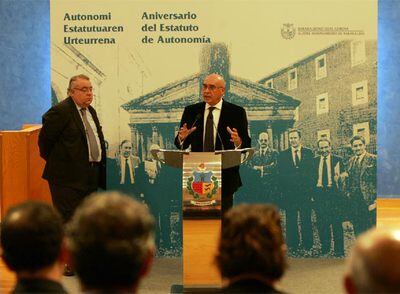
<box><xmin>340</xmin><ymin>134</ymin><xmax>376</xmax><ymax>236</ymax></box>
<box><xmin>174</xmin><ymin>73</ymin><xmax>251</xmax><ymax>214</ymax></box>
<box><xmin>39</xmin><ymin>74</ymin><xmax>106</xmax><ymax>223</ymax></box>
<box><xmin>277</xmin><ymin>129</ymin><xmax>314</xmax><ymax>254</ymax></box>
<box><xmin>313</xmin><ymin>138</ymin><xmax>344</xmax><ymax>256</ymax></box>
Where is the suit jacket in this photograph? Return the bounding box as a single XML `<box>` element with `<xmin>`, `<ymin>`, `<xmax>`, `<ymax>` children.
<box><xmin>251</xmin><ymin>147</ymin><xmax>278</xmax><ymax>177</ymax></box>
<box><xmin>39</xmin><ymin>97</ymin><xmax>106</xmax><ymax>191</ymax></box>
<box><xmin>12</xmin><ymin>279</ymin><xmax>67</xmax><ymax>294</ymax></box>
<box><xmin>277</xmin><ymin>146</ymin><xmax>314</xmax><ymax>198</ymax></box>
<box><xmin>174</xmin><ymin>100</ymin><xmax>251</xmax><ymax>194</ymax></box>
<box><xmin>221</xmin><ymin>279</ymin><xmax>283</xmax><ymax>293</ymax></box>
<box><xmin>345</xmin><ymin>152</ymin><xmax>377</xmax><ymax>204</ymax></box>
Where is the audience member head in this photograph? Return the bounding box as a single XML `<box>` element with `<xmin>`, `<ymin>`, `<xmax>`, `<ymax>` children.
<box><xmin>0</xmin><ymin>201</ymin><xmax>64</xmax><ymax>279</ymax></box>
<box><xmin>66</xmin><ymin>192</ymin><xmax>155</xmax><ymax>293</ymax></box>
<box><xmin>344</xmin><ymin>228</ymin><xmax>400</xmax><ymax>293</ymax></box>
<box><xmin>215</xmin><ymin>204</ymin><xmax>287</xmax><ymax>286</ymax></box>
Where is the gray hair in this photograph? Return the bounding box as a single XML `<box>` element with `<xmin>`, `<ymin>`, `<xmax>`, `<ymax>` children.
<box><xmin>66</xmin><ymin>192</ymin><xmax>155</xmax><ymax>289</ymax></box>
<box><xmin>346</xmin><ymin>229</ymin><xmax>400</xmax><ymax>293</ymax></box>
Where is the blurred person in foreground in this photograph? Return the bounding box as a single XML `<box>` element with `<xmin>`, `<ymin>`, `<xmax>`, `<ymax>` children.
<box><xmin>344</xmin><ymin>228</ymin><xmax>400</xmax><ymax>293</ymax></box>
<box><xmin>66</xmin><ymin>192</ymin><xmax>155</xmax><ymax>293</ymax></box>
<box><xmin>0</xmin><ymin>201</ymin><xmax>67</xmax><ymax>293</ymax></box>
<box><xmin>215</xmin><ymin>204</ymin><xmax>287</xmax><ymax>293</ymax></box>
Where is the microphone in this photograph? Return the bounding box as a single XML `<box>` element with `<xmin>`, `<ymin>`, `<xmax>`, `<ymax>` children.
<box><xmin>180</xmin><ymin>113</ymin><xmax>201</xmax><ymax>150</ymax></box>
<box><xmin>192</xmin><ymin>113</ymin><xmax>202</xmax><ymax>129</ymax></box>
<box><xmin>212</xmin><ymin>120</ymin><xmax>225</xmax><ymax>151</ymax></box>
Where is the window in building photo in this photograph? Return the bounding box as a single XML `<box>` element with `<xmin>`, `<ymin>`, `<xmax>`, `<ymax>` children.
<box><xmin>351</xmin><ymin>40</ymin><xmax>366</xmax><ymax>67</ymax></box>
<box><xmin>352</xmin><ymin>80</ymin><xmax>368</xmax><ymax>106</ymax></box>
<box><xmin>317</xmin><ymin>129</ymin><xmax>331</xmax><ymax>141</ymax></box>
<box><xmin>353</xmin><ymin>122</ymin><xmax>370</xmax><ymax>145</ymax></box>
<box><xmin>316</xmin><ymin>92</ymin><xmax>329</xmax><ymax>115</ymax></box>
<box><xmin>315</xmin><ymin>54</ymin><xmax>327</xmax><ymax>80</ymax></box>
<box><xmin>265</xmin><ymin>78</ymin><xmax>273</xmax><ymax>88</ymax></box>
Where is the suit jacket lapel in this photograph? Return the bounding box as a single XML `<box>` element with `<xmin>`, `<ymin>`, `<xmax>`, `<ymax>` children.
<box><xmin>349</xmin><ymin>156</ymin><xmax>356</xmax><ymax>171</ymax></box>
<box><xmin>286</xmin><ymin>149</ymin><xmax>295</xmax><ymax>167</ymax></box>
<box><xmin>218</xmin><ymin>101</ymin><xmax>227</xmax><ymax>131</ymax></box>
<box><xmin>196</xmin><ymin>103</ymin><xmax>205</xmax><ymax>150</ymax></box>
<box><xmin>88</xmin><ymin>106</ymin><xmax>101</xmax><ymax>133</ymax></box>
<box><xmin>216</xmin><ymin>100</ymin><xmax>229</xmax><ymax>150</ymax></box>
<box><xmin>299</xmin><ymin>147</ymin><xmax>305</xmax><ymax>167</ymax></box>
<box><xmin>67</xmin><ymin>97</ymin><xmax>86</xmax><ymax>139</ymax></box>
<box><xmin>360</xmin><ymin>153</ymin><xmax>369</xmax><ymax>176</ymax></box>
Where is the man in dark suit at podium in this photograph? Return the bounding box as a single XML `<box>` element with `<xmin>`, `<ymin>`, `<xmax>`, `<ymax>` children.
<box><xmin>39</xmin><ymin>74</ymin><xmax>106</xmax><ymax>223</ymax></box>
<box><xmin>174</xmin><ymin>73</ymin><xmax>251</xmax><ymax>214</ymax></box>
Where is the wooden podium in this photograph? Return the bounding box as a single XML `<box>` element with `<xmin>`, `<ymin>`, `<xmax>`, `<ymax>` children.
<box><xmin>151</xmin><ymin>148</ymin><xmax>254</xmax><ymax>289</ymax></box>
<box><xmin>0</xmin><ymin>125</ymin><xmax>51</xmax><ymax>219</ymax></box>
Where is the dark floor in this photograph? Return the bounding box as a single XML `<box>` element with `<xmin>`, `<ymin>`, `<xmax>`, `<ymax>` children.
<box><xmin>63</xmin><ymin>257</ymin><xmax>346</xmax><ymax>293</ymax></box>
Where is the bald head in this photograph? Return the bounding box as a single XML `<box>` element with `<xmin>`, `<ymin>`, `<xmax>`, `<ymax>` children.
<box><xmin>344</xmin><ymin>229</ymin><xmax>400</xmax><ymax>293</ymax></box>
<box><xmin>202</xmin><ymin>73</ymin><xmax>226</xmax><ymax>106</ymax></box>
<box><xmin>205</xmin><ymin>73</ymin><xmax>226</xmax><ymax>87</ymax></box>
<box><xmin>67</xmin><ymin>192</ymin><xmax>155</xmax><ymax>292</ymax></box>
<box><xmin>258</xmin><ymin>132</ymin><xmax>270</xmax><ymax>149</ymax></box>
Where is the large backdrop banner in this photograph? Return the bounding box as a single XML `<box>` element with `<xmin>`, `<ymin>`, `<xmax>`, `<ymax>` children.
<box><xmin>51</xmin><ymin>0</ymin><xmax>377</xmax><ymax>257</ymax></box>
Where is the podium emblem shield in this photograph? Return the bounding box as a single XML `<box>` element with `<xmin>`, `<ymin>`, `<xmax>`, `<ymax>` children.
<box><xmin>189</xmin><ymin>163</ymin><xmax>218</xmax><ymax>198</ymax></box>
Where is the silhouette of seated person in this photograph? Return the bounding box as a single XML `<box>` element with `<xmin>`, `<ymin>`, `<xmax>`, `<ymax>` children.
<box><xmin>344</xmin><ymin>228</ymin><xmax>400</xmax><ymax>294</ymax></box>
<box><xmin>215</xmin><ymin>204</ymin><xmax>287</xmax><ymax>293</ymax></box>
<box><xmin>66</xmin><ymin>192</ymin><xmax>155</xmax><ymax>293</ymax></box>
<box><xmin>1</xmin><ymin>201</ymin><xmax>67</xmax><ymax>294</ymax></box>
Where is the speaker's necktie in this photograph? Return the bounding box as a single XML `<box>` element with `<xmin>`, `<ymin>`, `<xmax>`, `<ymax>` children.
<box><xmin>204</xmin><ymin>107</ymin><xmax>215</xmax><ymax>152</ymax></box>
